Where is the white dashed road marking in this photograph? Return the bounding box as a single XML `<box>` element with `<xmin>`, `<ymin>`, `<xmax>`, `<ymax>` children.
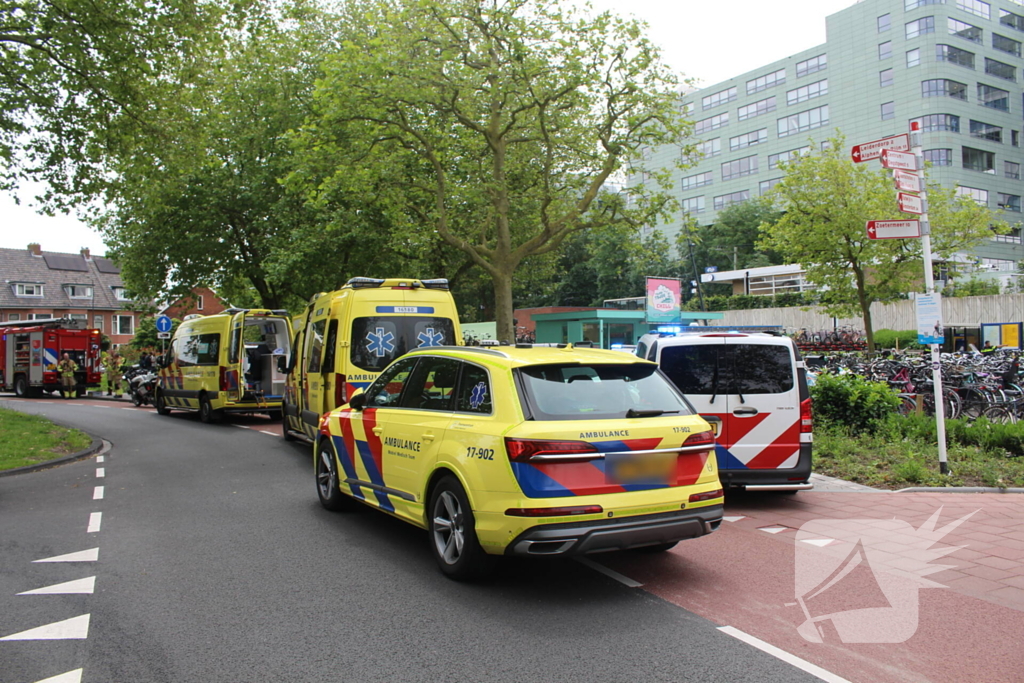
<box><xmin>93</xmin><ymin>486</ymin><xmax>104</xmax><ymax>500</ymax></box>
<box><xmin>758</xmin><ymin>526</ymin><xmax>788</xmax><ymax>534</ymax></box>
<box><xmin>18</xmin><ymin>577</ymin><xmax>96</xmax><ymax>596</ymax></box>
<box><xmin>576</xmin><ymin>558</ymin><xmax>644</xmax><ymax>588</ymax></box>
<box><xmin>33</xmin><ymin>669</ymin><xmax>83</xmax><ymax>683</ymax></box>
<box><xmin>95</xmin><ymin>467</ymin><xmax>104</xmax><ymax>478</ymax></box>
<box><xmin>96</xmin><ymin>456</ymin><xmax>105</xmax><ymax>463</ymax></box>
<box><xmin>717</xmin><ymin>626</ymin><xmax>852</xmax><ymax>683</ymax></box>
<box><xmin>86</xmin><ymin>512</ymin><xmax>102</xmax><ymax>533</ymax></box>
<box><xmin>33</xmin><ymin>548</ymin><xmax>98</xmax><ymax>563</ymax></box>
<box><xmin>723</xmin><ymin>516</ymin><xmax>746</xmax><ymax>522</ymax></box>
<box><xmin>0</xmin><ymin>614</ymin><xmax>90</xmax><ymax>641</ymax></box>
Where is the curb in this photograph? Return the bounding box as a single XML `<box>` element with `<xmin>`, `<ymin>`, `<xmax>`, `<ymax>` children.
<box><xmin>0</xmin><ymin>430</ymin><xmax>105</xmax><ymax>478</ymax></box>
<box><xmin>896</xmin><ymin>486</ymin><xmax>1024</xmax><ymax>494</ymax></box>
<box><xmin>85</xmin><ymin>392</ymin><xmax>130</xmax><ymax>403</ymax></box>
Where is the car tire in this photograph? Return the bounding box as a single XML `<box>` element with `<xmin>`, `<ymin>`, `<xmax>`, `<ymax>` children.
<box><xmin>14</xmin><ymin>376</ymin><xmax>29</xmax><ymax>398</ymax></box>
<box><xmin>155</xmin><ymin>390</ymin><xmax>172</xmax><ymax>416</ymax></box>
<box><xmin>635</xmin><ymin>541</ymin><xmax>679</xmax><ymax>553</ymax></box>
<box><xmin>316</xmin><ymin>441</ymin><xmax>352</xmax><ymax>511</ymax></box>
<box><xmin>428</xmin><ymin>475</ymin><xmax>493</xmax><ymax>581</ymax></box>
<box><xmin>199</xmin><ymin>394</ymin><xmax>221</xmax><ymax>423</ymax></box>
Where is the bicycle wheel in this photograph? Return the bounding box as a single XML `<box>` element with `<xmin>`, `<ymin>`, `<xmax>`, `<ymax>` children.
<box><xmin>982</xmin><ymin>404</ymin><xmax>1017</xmax><ymax>424</ymax></box>
<box><xmin>959</xmin><ymin>388</ymin><xmax>988</xmax><ymax>419</ymax></box>
<box><xmin>896</xmin><ymin>394</ymin><xmax>918</xmax><ymax>416</ymax></box>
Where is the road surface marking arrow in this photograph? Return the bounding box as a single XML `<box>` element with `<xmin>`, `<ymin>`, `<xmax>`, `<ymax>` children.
<box><xmin>18</xmin><ymin>577</ymin><xmax>96</xmax><ymax>596</ymax></box>
<box><xmin>33</xmin><ymin>548</ymin><xmax>98</xmax><ymax>563</ymax></box>
<box><xmin>0</xmin><ymin>614</ymin><xmax>90</xmax><ymax>640</ymax></box>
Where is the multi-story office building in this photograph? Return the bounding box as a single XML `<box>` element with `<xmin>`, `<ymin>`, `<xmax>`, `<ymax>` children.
<box><xmin>642</xmin><ymin>0</ymin><xmax>1024</xmax><ymax>274</ymax></box>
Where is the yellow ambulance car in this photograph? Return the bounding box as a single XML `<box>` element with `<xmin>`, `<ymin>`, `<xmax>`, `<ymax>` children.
<box><xmin>155</xmin><ymin>308</ymin><xmax>293</xmax><ymax>423</ymax></box>
<box><xmin>282</xmin><ymin>277</ymin><xmax>462</xmax><ymax>441</ymax></box>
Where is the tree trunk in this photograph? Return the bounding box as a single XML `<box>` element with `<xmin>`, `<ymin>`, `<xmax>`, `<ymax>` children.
<box><xmin>492</xmin><ymin>268</ymin><xmax>515</xmax><ymax>344</ymax></box>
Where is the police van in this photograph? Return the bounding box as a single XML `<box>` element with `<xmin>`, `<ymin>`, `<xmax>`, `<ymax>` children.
<box><xmin>282</xmin><ymin>277</ymin><xmax>462</xmax><ymax>441</ymax></box>
<box><xmin>156</xmin><ymin>309</ymin><xmax>293</xmax><ymax>422</ymax></box>
<box><xmin>636</xmin><ymin>330</ymin><xmax>813</xmax><ymax>492</ymax></box>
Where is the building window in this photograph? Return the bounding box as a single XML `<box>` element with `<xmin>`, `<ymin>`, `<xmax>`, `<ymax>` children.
<box><xmin>111</xmin><ymin>287</ymin><xmax>131</xmax><ymax>302</ymax></box>
<box><xmin>1001</xmin><ymin>8</ymin><xmax>1024</xmax><ymax>32</ymax></box>
<box><xmin>922</xmin><ymin>79</ymin><xmax>967</xmax><ymax>99</ymax></box>
<box><xmin>14</xmin><ymin>283</ymin><xmax>44</xmax><ymax>297</ymax></box>
<box><xmin>1006</xmin><ymin>160</ymin><xmax>1021</xmax><ymax>179</ymax></box>
<box><xmin>948</xmin><ymin>17</ymin><xmax>982</xmax><ymax>42</ymax></box>
<box><xmin>936</xmin><ymin>44</ymin><xmax>975</xmax><ymax>68</ymax></box>
<box><xmin>768</xmin><ymin>147</ymin><xmax>810</xmax><ymax>169</ymax></box>
<box><xmin>729</xmin><ymin>129</ymin><xmax>768</xmax><ymax>151</ymax></box>
<box><xmin>907</xmin><ymin>48</ymin><xmax>921</xmax><ymax>67</ymax></box>
<box><xmin>879</xmin><ymin>14</ymin><xmax>892</xmax><ymax>32</ymax></box>
<box><xmin>93</xmin><ymin>314</ymin><xmax>104</xmax><ymax>332</ymax></box>
<box><xmin>985</xmin><ymin>58</ymin><xmax>1016</xmax><ymax>81</ymax></box>
<box><xmin>924</xmin><ymin>148</ymin><xmax>954</xmax><ymax>165</ymax></box>
<box><xmin>907</xmin><ymin>16</ymin><xmax>935</xmax><ymax>39</ymax></box>
<box><xmin>962</xmin><ymin>146</ymin><xmax>996</xmax><ymax>172</ymax></box>
<box><xmin>694</xmin><ymin>138</ymin><xmax>721</xmax><ymax>159</ymax></box>
<box><xmin>746</xmin><ymin>69</ymin><xmax>786</xmax><ymax>95</ymax></box>
<box><xmin>713</xmin><ymin>190</ymin><xmax>750</xmax><ymax>211</ymax></box>
<box><xmin>995</xmin><ymin>227</ymin><xmax>1021</xmax><ymax>243</ymax></box>
<box><xmin>957</xmin><ymin>0</ymin><xmax>990</xmax><ymax>19</ymax></box>
<box><xmin>913</xmin><ymin>114</ymin><xmax>960</xmax><ymax>132</ymax></box>
<box><xmin>114</xmin><ymin>315</ymin><xmax>134</xmax><ymax>335</ymax></box>
<box><xmin>957</xmin><ymin>186</ymin><xmax>989</xmax><ymax>205</ymax></box>
<box><xmin>8</xmin><ymin>313</ymin><xmax>21</xmax><ymax>322</ymax></box>
<box><xmin>879</xmin><ymin>42</ymin><xmax>892</xmax><ymax>60</ymax></box>
<box><xmin>681</xmin><ymin>171</ymin><xmax>714</xmax><ymax>190</ymax></box>
<box><xmin>786</xmin><ymin>79</ymin><xmax>828</xmax><ymax>106</ymax></box>
<box><xmin>906</xmin><ymin>0</ymin><xmax>943</xmax><ymax>7</ymax></box>
<box><xmin>702</xmin><ymin>86</ymin><xmax>737</xmax><ymax>110</ymax></box>
<box><xmin>998</xmin><ymin>193</ymin><xmax>1022</xmax><ymax>211</ymax></box>
<box><xmin>881</xmin><ymin>102</ymin><xmax>896</xmax><ymax>120</ymax></box>
<box><xmin>197</xmin><ymin>295</ymin><xmax>204</xmax><ymax>310</ymax></box>
<box><xmin>979</xmin><ymin>83</ymin><xmax>1010</xmax><ymax>111</ymax></box>
<box><xmin>64</xmin><ymin>285</ymin><xmax>93</xmax><ymax>299</ymax></box>
<box><xmin>880</xmin><ymin>68</ymin><xmax>894</xmax><ymax>86</ymax></box>
<box><xmin>721</xmin><ymin>156</ymin><xmax>759</xmax><ymax>181</ymax></box>
<box><xmin>759</xmin><ymin>178</ymin><xmax>783</xmax><ymax>195</ymax></box>
<box><xmin>1014</xmin><ymin>130</ymin><xmax>1021</xmax><ymax>147</ymax></box>
<box><xmin>28</xmin><ymin>313</ymin><xmax>51</xmax><ymax>320</ymax></box>
<box><xmin>680</xmin><ymin>102</ymin><xmax>694</xmax><ymax>115</ymax></box>
<box><xmin>682</xmin><ymin>196</ymin><xmax>705</xmax><ymax>215</ymax></box>
<box><xmin>777</xmin><ymin>105</ymin><xmax>829</xmax><ymax>137</ymax></box>
<box><xmin>795</xmin><ymin>54</ymin><xmax>827</xmax><ymax>77</ymax></box>
<box><xmin>993</xmin><ymin>33</ymin><xmax>1023</xmax><ymax>57</ymax></box>
<box><xmin>737</xmin><ymin>96</ymin><xmax>777</xmax><ymax>120</ymax></box>
<box><xmin>969</xmin><ymin>120</ymin><xmax>1002</xmax><ymax>142</ymax></box>
<box><xmin>68</xmin><ymin>313</ymin><xmax>87</xmax><ymax>322</ymax></box>
<box><xmin>982</xmin><ymin>257</ymin><xmax>1015</xmax><ymax>270</ymax></box>
<box><xmin>695</xmin><ymin>112</ymin><xmax>729</xmax><ymax>134</ymax></box>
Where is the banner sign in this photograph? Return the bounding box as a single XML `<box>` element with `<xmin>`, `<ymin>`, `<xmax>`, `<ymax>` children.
<box><xmin>915</xmin><ymin>293</ymin><xmax>944</xmax><ymax>345</ymax></box>
<box><xmin>646</xmin><ymin>277</ymin><xmax>683</xmax><ymax>324</ymax></box>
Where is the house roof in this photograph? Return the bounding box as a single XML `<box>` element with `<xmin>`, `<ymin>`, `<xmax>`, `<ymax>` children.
<box><xmin>0</xmin><ymin>246</ymin><xmax>130</xmax><ymax>311</ymax></box>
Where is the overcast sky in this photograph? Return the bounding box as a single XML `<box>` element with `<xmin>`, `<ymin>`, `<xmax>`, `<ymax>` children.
<box><xmin>0</xmin><ymin>0</ymin><xmax>857</xmax><ymax>256</ymax></box>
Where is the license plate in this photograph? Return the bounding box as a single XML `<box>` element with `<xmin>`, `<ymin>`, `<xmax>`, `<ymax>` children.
<box><xmin>605</xmin><ymin>452</ymin><xmax>676</xmax><ymax>485</ymax></box>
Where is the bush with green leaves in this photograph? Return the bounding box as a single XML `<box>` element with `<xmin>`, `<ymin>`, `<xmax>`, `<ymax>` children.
<box><xmin>810</xmin><ymin>372</ymin><xmax>901</xmax><ymax>434</ymax></box>
<box><xmin>872</xmin><ymin>329</ymin><xmax>922</xmax><ymax>350</ymax></box>
<box><xmin>894</xmin><ymin>413</ymin><xmax>1024</xmax><ymax>457</ymax></box>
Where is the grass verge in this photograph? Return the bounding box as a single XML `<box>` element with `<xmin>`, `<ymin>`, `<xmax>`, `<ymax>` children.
<box><xmin>0</xmin><ymin>407</ymin><xmax>93</xmax><ymax>472</ymax></box>
<box><xmin>814</xmin><ymin>416</ymin><xmax>1024</xmax><ymax>490</ymax></box>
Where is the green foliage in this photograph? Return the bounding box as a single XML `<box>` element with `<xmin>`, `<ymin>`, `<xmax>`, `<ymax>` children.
<box><xmin>945</xmin><ymin>277</ymin><xmax>1001</xmax><ymax>298</ymax></box>
<box><xmin>872</xmin><ymin>329</ymin><xmax>922</xmax><ymax>350</ymax></box>
<box><xmin>129</xmin><ymin>316</ymin><xmax>181</xmax><ymax>351</ymax></box>
<box><xmin>0</xmin><ymin>407</ymin><xmax>92</xmax><ymax>471</ymax></box>
<box><xmin>684</xmin><ymin>196</ymin><xmax>785</xmax><ymax>280</ymax></box>
<box><xmin>810</xmin><ymin>372</ymin><xmax>901</xmax><ymax>434</ymax></box>
<box><xmin>684</xmin><ymin>292</ymin><xmax>816</xmax><ymax>312</ymax></box>
<box><xmin>896</xmin><ymin>413</ymin><xmax>1024</xmax><ymax>458</ymax></box>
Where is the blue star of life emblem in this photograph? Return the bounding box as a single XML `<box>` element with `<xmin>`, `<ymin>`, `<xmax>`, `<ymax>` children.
<box><xmin>416</xmin><ymin>327</ymin><xmax>445</xmax><ymax>348</ymax></box>
<box><xmin>469</xmin><ymin>381</ymin><xmax>488</xmax><ymax>409</ymax></box>
<box><xmin>366</xmin><ymin>327</ymin><xmax>396</xmax><ymax>357</ymax></box>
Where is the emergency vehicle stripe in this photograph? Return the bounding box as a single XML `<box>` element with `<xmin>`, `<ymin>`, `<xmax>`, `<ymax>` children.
<box><xmin>360</xmin><ymin>409</ymin><xmax>386</xmax><ymax>485</ymax></box>
<box><xmin>44</xmin><ymin>348</ymin><xmax>58</xmax><ymax>367</ymax></box>
<box><xmin>355</xmin><ymin>440</ymin><xmax>394</xmax><ymax>511</ymax></box>
<box><xmin>337</xmin><ymin>415</ymin><xmax>366</xmax><ymax>500</ymax></box>
<box><xmin>715</xmin><ymin>444</ymin><xmax>748</xmax><ymax>470</ymax></box>
<box><xmin>705</xmin><ymin>412</ymin><xmax>770</xmax><ymax>449</ymax></box>
<box><xmin>745</xmin><ymin>423</ymin><xmax>801</xmax><ymax>469</ymax></box>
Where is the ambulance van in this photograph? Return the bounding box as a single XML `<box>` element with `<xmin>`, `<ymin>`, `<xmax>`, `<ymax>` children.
<box><xmin>636</xmin><ymin>330</ymin><xmax>813</xmax><ymax>492</ymax></box>
<box><xmin>155</xmin><ymin>308</ymin><xmax>293</xmax><ymax>423</ymax></box>
<box><xmin>282</xmin><ymin>277</ymin><xmax>462</xmax><ymax>441</ymax></box>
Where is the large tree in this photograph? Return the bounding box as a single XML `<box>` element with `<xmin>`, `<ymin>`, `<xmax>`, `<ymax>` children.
<box><xmin>290</xmin><ymin>0</ymin><xmax>690</xmax><ymax>341</ymax></box>
<box><xmin>760</xmin><ymin>134</ymin><xmax>1007</xmax><ymax>350</ymax></box>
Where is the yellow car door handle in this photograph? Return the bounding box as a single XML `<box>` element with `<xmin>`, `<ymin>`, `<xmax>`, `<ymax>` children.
<box><xmin>423</xmin><ymin>433</ymin><xmax>436</xmax><ymax>441</ymax></box>
<box><xmin>372</xmin><ymin>426</ymin><xmax>384</xmax><ymax>435</ymax></box>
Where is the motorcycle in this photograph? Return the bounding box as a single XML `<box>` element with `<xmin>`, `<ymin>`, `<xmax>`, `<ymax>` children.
<box><xmin>125</xmin><ymin>363</ymin><xmax>159</xmax><ymax>407</ymax></box>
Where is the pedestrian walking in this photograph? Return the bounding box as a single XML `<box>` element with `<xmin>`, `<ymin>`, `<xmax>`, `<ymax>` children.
<box><xmin>57</xmin><ymin>353</ymin><xmax>78</xmax><ymax>399</ymax></box>
<box><xmin>106</xmin><ymin>352</ymin><xmax>124</xmax><ymax>396</ymax></box>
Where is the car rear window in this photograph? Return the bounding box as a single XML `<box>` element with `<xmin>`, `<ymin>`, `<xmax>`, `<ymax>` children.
<box><xmin>660</xmin><ymin>343</ymin><xmax>794</xmax><ymax>395</ymax></box>
<box><xmin>517</xmin><ymin>363</ymin><xmax>694</xmax><ymax>421</ymax></box>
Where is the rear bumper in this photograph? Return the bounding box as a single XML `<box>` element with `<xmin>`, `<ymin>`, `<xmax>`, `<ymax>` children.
<box><xmin>719</xmin><ymin>442</ymin><xmax>812</xmax><ymax>489</ymax></box>
<box><xmin>504</xmin><ymin>505</ymin><xmax>723</xmax><ymax>557</ymax></box>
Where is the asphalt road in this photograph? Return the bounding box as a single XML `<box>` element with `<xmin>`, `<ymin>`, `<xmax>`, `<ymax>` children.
<box><xmin>0</xmin><ymin>397</ymin><xmax>820</xmax><ymax>683</ymax></box>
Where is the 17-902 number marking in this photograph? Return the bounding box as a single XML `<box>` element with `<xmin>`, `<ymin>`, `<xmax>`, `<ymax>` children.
<box><xmin>466</xmin><ymin>446</ymin><xmax>495</xmax><ymax>460</ymax></box>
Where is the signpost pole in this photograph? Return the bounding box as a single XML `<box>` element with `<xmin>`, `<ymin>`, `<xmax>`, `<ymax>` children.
<box><xmin>911</xmin><ymin>121</ymin><xmax>949</xmax><ymax>475</ymax></box>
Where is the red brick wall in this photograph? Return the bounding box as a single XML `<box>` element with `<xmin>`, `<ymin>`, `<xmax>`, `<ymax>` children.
<box><xmin>0</xmin><ymin>307</ymin><xmax>143</xmax><ymax>348</ymax></box>
<box><xmin>512</xmin><ymin>306</ymin><xmax>599</xmax><ymax>335</ymax></box>
<box><xmin>161</xmin><ymin>287</ymin><xmax>229</xmax><ymax>319</ymax></box>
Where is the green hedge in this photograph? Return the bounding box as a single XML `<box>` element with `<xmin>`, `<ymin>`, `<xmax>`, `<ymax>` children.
<box><xmin>872</xmin><ymin>329</ymin><xmax>922</xmax><ymax>350</ymax></box>
<box><xmin>684</xmin><ymin>292</ymin><xmax>817</xmax><ymax>312</ymax></box>
<box><xmin>895</xmin><ymin>413</ymin><xmax>1024</xmax><ymax>457</ymax></box>
<box><xmin>810</xmin><ymin>372</ymin><xmax>901</xmax><ymax>434</ymax></box>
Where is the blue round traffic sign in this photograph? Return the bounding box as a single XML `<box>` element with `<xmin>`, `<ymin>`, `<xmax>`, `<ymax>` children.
<box><xmin>155</xmin><ymin>315</ymin><xmax>172</xmax><ymax>333</ymax></box>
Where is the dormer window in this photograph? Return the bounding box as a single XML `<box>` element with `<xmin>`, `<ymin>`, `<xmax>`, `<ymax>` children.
<box><xmin>65</xmin><ymin>285</ymin><xmax>93</xmax><ymax>298</ymax></box>
<box><xmin>112</xmin><ymin>286</ymin><xmax>131</xmax><ymax>301</ymax></box>
<box><xmin>14</xmin><ymin>283</ymin><xmax>44</xmax><ymax>297</ymax></box>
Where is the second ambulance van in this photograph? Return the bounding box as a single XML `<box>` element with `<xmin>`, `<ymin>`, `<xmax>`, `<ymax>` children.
<box><xmin>282</xmin><ymin>277</ymin><xmax>462</xmax><ymax>441</ymax></box>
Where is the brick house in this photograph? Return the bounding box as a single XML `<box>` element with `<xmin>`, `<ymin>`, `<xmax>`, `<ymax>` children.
<box><xmin>0</xmin><ymin>243</ymin><xmax>146</xmax><ymax>347</ymax></box>
<box><xmin>159</xmin><ymin>286</ymin><xmax>231</xmax><ymax>320</ymax></box>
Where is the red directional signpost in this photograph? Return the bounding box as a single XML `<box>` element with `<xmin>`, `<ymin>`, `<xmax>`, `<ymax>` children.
<box><xmin>866</xmin><ymin>220</ymin><xmax>921</xmax><ymax>239</ymax></box>
<box><xmin>850</xmin><ymin>133</ymin><xmax>910</xmax><ymax>163</ymax></box>
<box><xmin>897</xmin><ymin>192</ymin><xmax>924</xmax><ymax>215</ymax></box>
<box><xmin>880</xmin><ymin>148</ymin><xmax>917</xmax><ymax>171</ymax></box>
<box><xmin>894</xmin><ymin>170</ymin><xmax>921</xmax><ymax>193</ymax></box>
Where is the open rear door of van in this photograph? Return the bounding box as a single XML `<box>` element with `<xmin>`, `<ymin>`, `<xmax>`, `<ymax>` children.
<box><xmin>226</xmin><ymin>311</ymin><xmax>247</xmax><ymax>402</ymax></box>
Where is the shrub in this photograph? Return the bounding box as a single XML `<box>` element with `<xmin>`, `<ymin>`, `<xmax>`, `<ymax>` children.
<box><xmin>893</xmin><ymin>413</ymin><xmax>1024</xmax><ymax>457</ymax></box>
<box><xmin>810</xmin><ymin>372</ymin><xmax>901</xmax><ymax>434</ymax></box>
<box><xmin>873</xmin><ymin>329</ymin><xmax>922</xmax><ymax>350</ymax></box>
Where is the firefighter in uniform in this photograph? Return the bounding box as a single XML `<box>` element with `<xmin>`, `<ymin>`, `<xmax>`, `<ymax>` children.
<box><xmin>106</xmin><ymin>352</ymin><xmax>124</xmax><ymax>396</ymax></box>
<box><xmin>57</xmin><ymin>353</ymin><xmax>79</xmax><ymax>399</ymax></box>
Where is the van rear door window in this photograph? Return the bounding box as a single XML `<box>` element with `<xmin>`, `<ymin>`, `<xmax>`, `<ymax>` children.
<box><xmin>660</xmin><ymin>344</ymin><xmax>793</xmax><ymax>395</ymax></box>
<box><xmin>350</xmin><ymin>317</ymin><xmax>456</xmax><ymax>371</ymax></box>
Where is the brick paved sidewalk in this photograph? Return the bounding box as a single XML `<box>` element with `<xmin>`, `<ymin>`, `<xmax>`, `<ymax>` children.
<box><xmin>725</xmin><ymin>488</ymin><xmax>1024</xmax><ymax>612</ymax></box>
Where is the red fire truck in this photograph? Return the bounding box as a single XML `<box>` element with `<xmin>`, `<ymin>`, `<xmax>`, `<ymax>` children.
<box><xmin>0</xmin><ymin>318</ymin><xmax>103</xmax><ymax>397</ymax></box>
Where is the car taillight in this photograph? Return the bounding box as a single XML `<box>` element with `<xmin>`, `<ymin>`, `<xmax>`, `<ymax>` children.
<box><xmin>319</xmin><ymin>414</ymin><xmax>332</xmax><ymax>436</ymax></box>
<box><xmin>688</xmin><ymin>489</ymin><xmax>723</xmax><ymax>503</ymax></box>
<box><xmin>800</xmin><ymin>398</ymin><xmax>813</xmax><ymax>433</ymax></box>
<box><xmin>219</xmin><ymin>366</ymin><xmax>228</xmax><ymax>391</ymax></box>
<box><xmin>504</xmin><ymin>438</ymin><xmax>599</xmax><ymax>463</ymax></box>
<box><xmin>334</xmin><ymin>373</ymin><xmax>347</xmax><ymax>409</ymax></box>
<box><xmin>682</xmin><ymin>430</ymin><xmax>715</xmax><ymax>448</ymax></box>
<box><xmin>505</xmin><ymin>505</ymin><xmax>603</xmax><ymax>517</ymax></box>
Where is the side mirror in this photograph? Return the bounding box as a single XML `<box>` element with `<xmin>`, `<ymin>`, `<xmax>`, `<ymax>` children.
<box><xmin>349</xmin><ymin>392</ymin><xmax>367</xmax><ymax>411</ymax></box>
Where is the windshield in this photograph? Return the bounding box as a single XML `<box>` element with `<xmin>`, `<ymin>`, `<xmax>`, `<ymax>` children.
<box><xmin>517</xmin><ymin>363</ymin><xmax>694</xmax><ymax>421</ymax></box>
<box><xmin>350</xmin><ymin>316</ymin><xmax>456</xmax><ymax>372</ymax></box>
<box><xmin>660</xmin><ymin>344</ymin><xmax>794</xmax><ymax>395</ymax></box>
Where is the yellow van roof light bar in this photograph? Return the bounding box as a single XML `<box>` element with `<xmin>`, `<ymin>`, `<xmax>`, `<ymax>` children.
<box><xmin>345</xmin><ymin>277</ymin><xmax>386</xmax><ymax>289</ymax></box>
<box><xmin>419</xmin><ymin>279</ymin><xmax>450</xmax><ymax>290</ymax></box>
